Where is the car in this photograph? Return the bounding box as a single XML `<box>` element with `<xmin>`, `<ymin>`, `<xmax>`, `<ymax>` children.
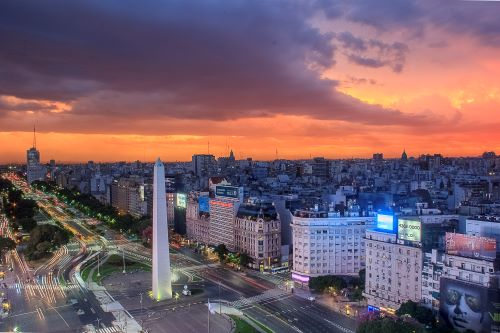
<box><xmin>307</xmin><ymin>296</ymin><xmax>316</xmax><ymax>302</ymax></box>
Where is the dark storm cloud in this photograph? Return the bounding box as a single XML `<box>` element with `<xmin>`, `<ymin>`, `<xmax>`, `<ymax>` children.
<box><xmin>0</xmin><ymin>0</ymin><xmax>428</xmax><ymax>128</ymax></box>
<box><xmin>322</xmin><ymin>0</ymin><xmax>500</xmax><ymax>46</ymax></box>
<box><xmin>335</xmin><ymin>32</ymin><xmax>409</xmax><ymax>72</ymax></box>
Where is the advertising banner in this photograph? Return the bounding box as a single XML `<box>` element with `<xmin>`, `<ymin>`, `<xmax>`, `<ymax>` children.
<box><xmin>376</xmin><ymin>213</ymin><xmax>396</xmax><ymax>233</ymax></box>
<box><xmin>445</xmin><ymin>233</ymin><xmax>496</xmax><ymax>260</ymax></box>
<box><xmin>215</xmin><ymin>185</ymin><xmax>241</xmax><ymax>199</ymax></box>
<box><xmin>398</xmin><ymin>219</ymin><xmax>421</xmax><ymax>242</ymax></box>
<box><xmin>440</xmin><ymin>278</ymin><xmax>500</xmax><ymax>333</ymax></box>
<box><xmin>176</xmin><ymin>193</ymin><xmax>187</xmax><ymax>208</ymax></box>
<box><xmin>198</xmin><ymin>196</ymin><xmax>209</xmax><ymax>212</ymax></box>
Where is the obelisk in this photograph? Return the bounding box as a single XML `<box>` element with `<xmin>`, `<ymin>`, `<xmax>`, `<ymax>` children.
<box><xmin>152</xmin><ymin>158</ymin><xmax>172</xmax><ymax>300</ymax></box>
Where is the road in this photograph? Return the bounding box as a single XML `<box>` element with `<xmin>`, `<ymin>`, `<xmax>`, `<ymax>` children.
<box><xmin>1</xmin><ymin>173</ymin><xmax>358</xmax><ymax>333</ymax></box>
<box><xmin>0</xmin><ymin>173</ymin><xmax>116</xmax><ymax>332</ymax></box>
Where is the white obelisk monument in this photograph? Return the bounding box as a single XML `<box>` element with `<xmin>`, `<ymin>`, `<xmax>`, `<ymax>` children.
<box><xmin>152</xmin><ymin>158</ymin><xmax>172</xmax><ymax>300</ymax></box>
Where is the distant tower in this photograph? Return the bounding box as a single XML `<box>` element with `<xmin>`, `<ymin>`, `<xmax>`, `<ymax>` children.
<box><xmin>401</xmin><ymin>149</ymin><xmax>408</xmax><ymax>162</ymax></box>
<box><xmin>26</xmin><ymin>126</ymin><xmax>42</xmax><ymax>184</ymax></box>
<box><xmin>152</xmin><ymin>158</ymin><xmax>172</xmax><ymax>301</ymax></box>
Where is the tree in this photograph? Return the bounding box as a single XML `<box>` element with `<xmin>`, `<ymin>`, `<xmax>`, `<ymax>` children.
<box><xmin>0</xmin><ymin>236</ymin><xmax>16</xmax><ymax>252</ymax></box>
<box><xmin>357</xmin><ymin>317</ymin><xmax>425</xmax><ymax>333</ymax></box>
<box><xmin>24</xmin><ymin>224</ymin><xmax>70</xmax><ymax>260</ymax></box>
<box><xmin>238</xmin><ymin>252</ymin><xmax>254</xmax><ymax>267</ymax></box>
<box><xmin>358</xmin><ymin>268</ymin><xmax>366</xmax><ymax>287</ymax></box>
<box><xmin>309</xmin><ymin>275</ymin><xmax>347</xmax><ymax>293</ymax></box>
<box><xmin>214</xmin><ymin>244</ymin><xmax>228</xmax><ymax>263</ymax></box>
<box><xmin>17</xmin><ymin>217</ymin><xmax>37</xmax><ymax>232</ymax></box>
<box><xmin>396</xmin><ymin>300</ymin><xmax>436</xmax><ymax>328</ymax></box>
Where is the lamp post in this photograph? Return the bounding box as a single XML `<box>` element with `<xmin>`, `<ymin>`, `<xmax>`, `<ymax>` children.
<box><xmin>97</xmin><ymin>254</ymin><xmax>101</xmax><ymax>277</ymax></box>
<box><xmin>122</xmin><ymin>248</ymin><xmax>126</xmax><ymax>274</ymax></box>
<box><xmin>218</xmin><ymin>281</ymin><xmax>222</xmax><ymax>315</ymax></box>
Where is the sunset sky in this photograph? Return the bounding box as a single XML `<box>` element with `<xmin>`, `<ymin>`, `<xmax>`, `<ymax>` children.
<box><xmin>1</xmin><ymin>0</ymin><xmax>500</xmax><ymax>163</ymax></box>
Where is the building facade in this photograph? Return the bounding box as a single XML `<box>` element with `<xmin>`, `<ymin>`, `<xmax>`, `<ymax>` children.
<box><xmin>110</xmin><ymin>177</ymin><xmax>147</xmax><ymax>218</ymax></box>
<box><xmin>291</xmin><ymin>210</ymin><xmax>375</xmax><ymax>286</ymax></box>
<box><xmin>208</xmin><ymin>186</ymin><xmax>243</xmax><ymax>251</ymax></box>
<box><xmin>234</xmin><ymin>202</ymin><xmax>281</xmax><ymax>270</ymax></box>
<box><xmin>364</xmin><ymin>228</ymin><xmax>423</xmax><ymax>314</ymax></box>
<box><xmin>186</xmin><ymin>191</ymin><xmax>210</xmax><ymax>244</ymax></box>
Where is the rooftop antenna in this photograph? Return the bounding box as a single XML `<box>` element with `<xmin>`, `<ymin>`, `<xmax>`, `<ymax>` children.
<box><xmin>208</xmin><ymin>139</ymin><xmax>210</xmax><ymax>155</ymax></box>
<box><xmin>33</xmin><ymin>125</ymin><xmax>37</xmax><ymax>149</ymax></box>
<box><xmin>275</xmin><ymin>148</ymin><xmax>278</xmax><ymax>160</ymax></box>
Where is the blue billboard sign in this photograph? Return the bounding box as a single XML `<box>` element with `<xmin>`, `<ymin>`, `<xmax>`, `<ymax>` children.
<box><xmin>376</xmin><ymin>213</ymin><xmax>396</xmax><ymax>233</ymax></box>
<box><xmin>199</xmin><ymin>196</ymin><xmax>209</xmax><ymax>213</ymax></box>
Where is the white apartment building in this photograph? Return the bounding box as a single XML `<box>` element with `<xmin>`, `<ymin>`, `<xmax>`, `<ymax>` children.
<box><xmin>291</xmin><ymin>210</ymin><xmax>375</xmax><ymax>286</ymax></box>
<box><xmin>364</xmin><ymin>229</ymin><xmax>423</xmax><ymax>314</ymax></box>
<box><xmin>234</xmin><ymin>203</ymin><xmax>281</xmax><ymax>270</ymax></box>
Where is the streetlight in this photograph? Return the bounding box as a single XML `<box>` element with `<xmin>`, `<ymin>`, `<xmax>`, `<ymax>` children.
<box><xmin>97</xmin><ymin>254</ymin><xmax>101</xmax><ymax>277</ymax></box>
<box><xmin>122</xmin><ymin>249</ymin><xmax>126</xmax><ymax>274</ymax></box>
<box><xmin>218</xmin><ymin>281</ymin><xmax>222</xmax><ymax>315</ymax></box>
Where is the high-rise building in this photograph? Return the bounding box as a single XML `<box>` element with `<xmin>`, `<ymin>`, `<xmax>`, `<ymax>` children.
<box><xmin>26</xmin><ymin>126</ymin><xmax>45</xmax><ymax>184</ymax></box>
<box><xmin>152</xmin><ymin>158</ymin><xmax>172</xmax><ymax>301</ymax></box>
<box><xmin>208</xmin><ymin>185</ymin><xmax>243</xmax><ymax>251</ymax></box>
<box><xmin>364</xmin><ymin>214</ymin><xmax>422</xmax><ymax>314</ymax></box>
<box><xmin>466</xmin><ymin>216</ymin><xmax>500</xmax><ymax>253</ymax></box>
<box><xmin>310</xmin><ymin>157</ymin><xmax>330</xmax><ymax>179</ymax></box>
<box><xmin>291</xmin><ymin>209</ymin><xmax>375</xmax><ymax>287</ymax></box>
<box><xmin>192</xmin><ymin>154</ymin><xmax>216</xmax><ymax>177</ymax></box>
<box><xmin>439</xmin><ymin>232</ymin><xmax>499</xmax><ymax>333</ymax></box>
<box><xmin>110</xmin><ymin>177</ymin><xmax>147</xmax><ymax>218</ymax></box>
<box><xmin>186</xmin><ymin>191</ymin><xmax>210</xmax><ymax>244</ymax></box>
<box><xmin>234</xmin><ymin>201</ymin><xmax>281</xmax><ymax>270</ymax></box>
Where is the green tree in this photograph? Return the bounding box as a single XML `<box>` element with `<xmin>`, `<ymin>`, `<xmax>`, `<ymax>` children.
<box><xmin>309</xmin><ymin>275</ymin><xmax>347</xmax><ymax>293</ymax></box>
<box><xmin>24</xmin><ymin>224</ymin><xmax>70</xmax><ymax>260</ymax></box>
<box><xmin>17</xmin><ymin>217</ymin><xmax>37</xmax><ymax>232</ymax></box>
<box><xmin>358</xmin><ymin>268</ymin><xmax>366</xmax><ymax>287</ymax></box>
<box><xmin>0</xmin><ymin>236</ymin><xmax>16</xmax><ymax>252</ymax></box>
<box><xmin>238</xmin><ymin>252</ymin><xmax>254</xmax><ymax>267</ymax></box>
<box><xmin>214</xmin><ymin>244</ymin><xmax>228</xmax><ymax>263</ymax></box>
<box><xmin>396</xmin><ymin>300</ymin><xmax>436</xmax><ymax>328</ymax></box>
<box><xmin>357</xmin><ymin>317</ymin><xmax>424</xmax><ymax>333</ymax></box>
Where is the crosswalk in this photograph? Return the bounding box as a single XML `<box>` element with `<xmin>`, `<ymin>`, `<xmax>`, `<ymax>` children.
<box><xmin>10</xmin><ymin>282</ymin><xmax>79</xmax><ymax>291</ymax></box>
<box><xmin>96</xmin><ymin>326</ymin><xmax>122</xmax><ymax>333</ymax></box>
<box><xmin>231</xmin><ymin>289</ymin><xmax>289</xmax><ymax>308</ymax></box>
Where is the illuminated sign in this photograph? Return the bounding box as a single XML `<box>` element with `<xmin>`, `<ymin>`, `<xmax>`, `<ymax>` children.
<box><xmin>176</xmin><ymin>193</ymin><xmax>187</xmax><ymax>208</ymax></box>
<box><xmin>210</xmin><ymin>200</ymin><xmax>233</xmax><ymax>208</ymax></box>
<box><xmin>291</xmin><ymin>273</ymin><xmax>309</xmax><ymax>283</ymax></box>
<box><xmin>445</xmin><ymin>233</ymin><xmax>496</xmax><ymax>261</ymax></box>
<box><xmin>199</xmin><ymin>196</ymin><xmax>209</xmax><ymax>212</ymax></box>
<box><xmin>376</xmin><ymin>214</ymin><xmax>396</xmax><ymax>232</ymax></box>
<box><xmin>398</xmin><ymin>219</ymin><xmax>421</xmax><ymax>242</ymax></box>
<box><xmin>215</xmin><ymin>185</ymin><xmax>241</xmax><ymax>199</ymax></box>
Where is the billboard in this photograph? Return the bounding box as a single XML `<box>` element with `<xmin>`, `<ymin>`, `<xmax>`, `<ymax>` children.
<box><xmin>198</xmin><ymin>196</ymin><xmax>209</xmax><ymax>213</ymax></box>
<box><xmin>440</xmin><ymin>278</ymin><xmax>500</xmax><ymax>333</ymax></box>
<box><xmin>376</xmin><ymin>213</ymin><xmax>396</xmax><ymax>233</ymax></box>
<box><xmin>398</xmin><ymin>219</ymin><xmax>421</xmax><ymax>242</ymax></box>
<box><xmin>215</xmin><ymin>185</ymin><xmax>241</xmax><ymax>199</ymax></box>
<box><xmin>445</xmin><ymin>233</ymin><xmax>496</xmax><ymax>261</ymax></box>
<box><xmin>176</xmin><ymin>193</ymin><xmax>187</xmax><ymax>208</ymax></box>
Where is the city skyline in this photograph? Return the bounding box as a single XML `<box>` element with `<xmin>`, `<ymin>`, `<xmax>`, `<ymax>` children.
<box><xmin>1</xmin><ymin>0</ymin><xmax>500</xmax><ymax>162</ymax></box>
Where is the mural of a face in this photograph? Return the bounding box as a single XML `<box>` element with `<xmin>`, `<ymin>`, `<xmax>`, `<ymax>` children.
<box><xmin>442</xmin><ymin>281</ymin><xmax>484</xmax><ymax>332</ymax></box>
